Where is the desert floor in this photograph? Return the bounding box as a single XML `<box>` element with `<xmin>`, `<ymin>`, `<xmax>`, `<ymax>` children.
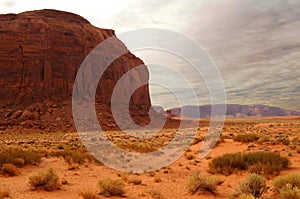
<box><xmin>0</xmin><ymin>117</ymin><xmax>300</xmax><ymax>199</ymax></box>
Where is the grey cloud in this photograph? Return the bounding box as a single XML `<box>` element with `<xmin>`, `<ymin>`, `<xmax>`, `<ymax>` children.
<box><xmin>111</xmin><ymin>0</ymin><xmax>300</xmax><ymax>110</ymax></box>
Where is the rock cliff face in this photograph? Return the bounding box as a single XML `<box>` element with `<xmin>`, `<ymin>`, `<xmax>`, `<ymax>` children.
<box><xmin>0</xmin><ymin>9</ymin><xmax>151</xmax><ymax>131</ymax></box>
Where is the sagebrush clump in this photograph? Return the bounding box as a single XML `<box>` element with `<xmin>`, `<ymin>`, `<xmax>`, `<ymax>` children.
<box><xmin>78</xmin><ymin>188</ymin><xmax>97</xmax><ymax>199</ymax></box>
<box><xmin>50</xmin><ymin>150</ymin><xmax>95</xmax><ymax>164</ymax></box>
<box><xmin>98</xmin><ymin>178</ymin><xmax>125</xmax><ymax>197</ymax></box>
<box><xmin>236</xmin><ymin>174</ymin><xmax>268</xmax><ymax>198</ymax></box>
<box><xmin>279</xmin><ymin>184</ymin><xmax>300</xmax><ymax>199</ymax></box>
<box><xmin>0</xmin><ymin>148</ymin><xmax>42</xmax><ymax>167</ymax></box>
<box><xmin>273</xmin><ymin>173</ymin><xmax>300</xmax><ymax>191</ymax></box>
<box><xmin>209</xmin><ymin>151</ymin><xmax>289</xmax><ymax>175</ymax></box>
<box><xmin>28</xmin><ymin>168</ymin><xmax>60</xmax><ymax>191</ymax></box>
<box><xmin>187</xmin><ymin>171</ymin><xmax>221</xmax><ymax>194</ymax></box>
<box><xmin>1</xmin><ymin>163</ymin><xmax>19</xmax><ymax>176</ymax></box>
<box><xmin>233</xmin><ymin>134</ymin><xmax>260</xmax><ymax>143</ymax></box>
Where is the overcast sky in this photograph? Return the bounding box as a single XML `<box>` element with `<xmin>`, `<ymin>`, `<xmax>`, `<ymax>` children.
<box><xmin>1</xmin><ymin>0</ymin><xmax>299</xmax><ymax>110</ymax></box>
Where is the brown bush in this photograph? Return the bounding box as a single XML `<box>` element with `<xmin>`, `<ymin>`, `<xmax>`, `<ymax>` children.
<box><xmin>98</xmin><ymin>178</ymin><xmax>125</xmax><ymax>197</ymax></box>
<box><xmin>28</xmin><ymin>168</ymin><xmax>60</xmax><ymax>191</ymax></box>
<box><xmin>1</xmin><ymin>163</ymin><xmax>19</xmax><ymax>176</ymax></box>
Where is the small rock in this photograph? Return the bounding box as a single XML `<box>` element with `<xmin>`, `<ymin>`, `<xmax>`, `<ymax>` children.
<box><xmin>20</xmin><ymin>110</ymin><xmax>33</xmax><ymax>121</ymax></box>
<box><xmin>11</xmin><ymin>110</ymin><xmax>23</xmax><ymax>119</ymax></box>
<box><xmin>55</xmin><ymin>117</ymin><xmax>62</xmax><ymax>121</ymax></box>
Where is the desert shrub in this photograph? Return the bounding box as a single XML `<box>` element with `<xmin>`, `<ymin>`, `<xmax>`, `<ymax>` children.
<box><xmin>248</xmin><ymin>161</ymin><xmax>286</xmax><ymax>176</ymax></box>
<box><xmin>12</xmin><ymin>158</ymin><xmax>25</xmax><ymax>167</ymax></box>
<box><xmin>209</xmin><ymin>152</ymin><xmax>289</xmax><ymax>175</ymax></box>
<box><xmin>273</xmin><ymin>173</ymin><xmax>300</xmax><ymax>191</ymax></box>
<box><xmin>257</xmin><ymin>136</ymin><xmax>270</xmax><ymax>144</ymax></box>
<box><xmin>28</xmin><ymin>168</ymin><xmax>60</xmax><ymax>191</ymax></box>
<box><xmin>233</xmin><ymin>134</ymin><xmax>260</xmax><ymax>143</ymax></box>
<box><xmin>147</xmin><ymin>189</ymin><xmax>163</xmax><ymax>199</ymax></box>
<box><xmin>128</xmin><ymin>176</ymin><xmax>142</xmax><ymax>185</ymax></box>
<box><xmin>78</xmin><ymin>188</ymin><xmax>97</xmax><ymax>199</ymax></box>
<box><xmin>154</xmin><ymin>175</ymin><xmax>162</xmax><ymax>183</ymax></box>
<box><xmin>1</xmin><ymin>163</ymin><xmax>19</xmax><ymax>176</ymax></box>
<box><xmin>0</xmin><ymin>187</ymin><xmax>9</xmax><ymax>198</ymax></box>
<box><xmin>276</xmin><ymin>136</ymin><xmax>290</xmax><ymax>145</ymax></box>
<box><xmin>61</xmin><ymin>178</ymin><xmax>68</xmax><ymax>185</ymax></box>
<box><xmin>0</xmin><ymin>149</ymin><xmax>42</xmax><ymax>167</ymax></box>
<box><xmin>51</xmin><ymin>150</ymin><xmax>95</xmax><ymax>164</ymax></box>
<box><xmin>236</xmin><ymin>174</ymin><xmax>268</xmax><ymax>198</ymax></box>
<box><xmin>186</xmin><ymin>155</ymin><xmax>195</xmax><ymax>160</ymax></box>
<box><xmin>187</xmin><ymin>172</ymin><xmax>220</xmax><ymax>194</ymax></box>
<box><xmin>281</xmin><ymin>138</ymin><xmax>290</xmax><ymax>145</ymax></box>
<box><xmin>98</xmin><ymin>178</ymin><xmax>125</xmax><ymax>197</ymax></box>
<box><xmin>279</xmin><ymin>184</ymin><xmax>300</xmax><ymax>199</ymax></box>
<box><xmin>238</xmin><ymin>193</ymin><xmax>255</xmax><ymax>199</ymax></box>
<box><xmin>192</xmin><ymin>136</ymin><xmax>204</xmax><ymax>145</ymax></box>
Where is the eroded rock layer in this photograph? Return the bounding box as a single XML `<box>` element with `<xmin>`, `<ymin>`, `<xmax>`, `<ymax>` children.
<box><xmin>0</xmin><ymin>9</ymin><xmax>151</xmax><ymax>131</ymax></box>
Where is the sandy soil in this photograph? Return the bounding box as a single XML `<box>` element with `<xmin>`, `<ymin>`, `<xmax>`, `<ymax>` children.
<box><xmin>1</xmin><ymin>117</ymin><xmax>300</xmax><ymax>199</ymax></box>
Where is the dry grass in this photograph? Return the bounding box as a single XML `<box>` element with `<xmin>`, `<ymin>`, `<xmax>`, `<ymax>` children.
<box><xmin>279</xmin><ymin>184</ymin><xmax>300</xmax><ymax>199</ymax></box>
<box><xmin>1</xmin><ymin>163</ymin><xmax>19</xmax><ymax>176</ymax></box>
<box><xmin>187</xmin><ymin>171</ymin><xmax>221</xmax><ymax>195</ymax></box>
<box><xmin>78</xmin><ymin>188</ymin><xmax>97</xmax><ymax>199</ymax></box>
<box><xmin>235</xmin><ymin>174</ymin><xmax>268</xmax><ymax>198</ymax></box>
<box><xmin>50</xmin><ymin>150</ymin><xmax>96</xmax><ymax>164</ymax></box>
<box><xmin>238</xmin><ymin>193</ymin><xmax>255</xmax><ymax>199</ymax></box>
<box><xmin>233</xmin><ymin>134</ymin><xmax>260</xmax><ymax>143</ymax></box>
<box><xmin>98</xmin><ymin>178</ymin><xmax>125</xmax><ymax>197</ymax></box>
<box><xmin>0</xmin><ymin>148</ymin><xmax>42</xmax><ymax>167</ymax></box>
<box><xmin>273</xmin><ymin>173</ymin><xmax>300</xmax><ymax>191</ymax></box>
<box><xmin>28</xmin><ymin>168</ymin><xmax>60</xmax><ymax>191</ymax></box>
<box><xmin>128</xmin><ymin>175</ymin><xmax>142</xmax><ymax>185</ymax></box>
<box><xmin>209</xmin><ymin>151</ymin><xmax>289</xmax><ymax>175</ymax></box>
<box><xmin>147</xmin><ymin>189</ymin><xmax>163</xmax><ymax>199</ymax></box>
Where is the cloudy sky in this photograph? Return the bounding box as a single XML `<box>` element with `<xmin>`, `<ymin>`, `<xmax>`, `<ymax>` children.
<box><xmin>1</xmin><ymin>0</ymin><xmax>299</xmax><ymax>110</ymax></box>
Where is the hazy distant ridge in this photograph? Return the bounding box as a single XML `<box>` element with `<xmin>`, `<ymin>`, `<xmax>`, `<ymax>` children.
<box><xmin>167</xmin><ymin>104</ymin><xmax>300</xmax><ymax>118</ymax></box>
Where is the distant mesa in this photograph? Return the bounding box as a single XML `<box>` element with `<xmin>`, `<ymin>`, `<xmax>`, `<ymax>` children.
<box><xmin>151</xmin><ymin>105</ymin><xmax>165</xmax><ymax>114</ymax></box>
<box><xmin>0</xmin><ymin>9</ymin><xmax>152</xmax><ymax>132</ymax></box>
<box><xmin>168</xmin><ymin>104</ymin><xmax>300</xmax><ymax>118</ymax></box>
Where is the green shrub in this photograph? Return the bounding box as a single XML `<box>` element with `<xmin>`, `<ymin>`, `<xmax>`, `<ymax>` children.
<box><xmin>1</xmin><ymin>163</ymin><xmax>19</xmax><ymax>176</ymax></box>
<box><xmin>28</xmin><ymin>168</ymin><xmax>60</xmax><ymax>191</ymax></box>
<box><xmin>209</xmin><ymin>152</ymin><xmax>289</xmax><ymax>175</ymax></box>
<box><xmin>233</xmin><ymin>134</ymin><xmax>260</xmax><ymax>143</ymax></box>
<box><xmin>237</xmin><ymin>174</ymin><xmax>268</xmax><ymax>198</ymax></box>
<box><xmin>273</xmin><ymin>173</ymin><xmax>300</xmax><ymax>191</ymax></box>
<box><xmin>279</xmin><ymin>184</ymin><xmax>300</xmax><ymax>199</ymax></box>
<box><xmin>98</xmin><ymin>178</ymin><xmax>125</xmax><ymax>197</ymax></box>
<box><xmin>187</xmin><ymin>172</ymin><xmax>220</xmax><ymax>194</ymax></box>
